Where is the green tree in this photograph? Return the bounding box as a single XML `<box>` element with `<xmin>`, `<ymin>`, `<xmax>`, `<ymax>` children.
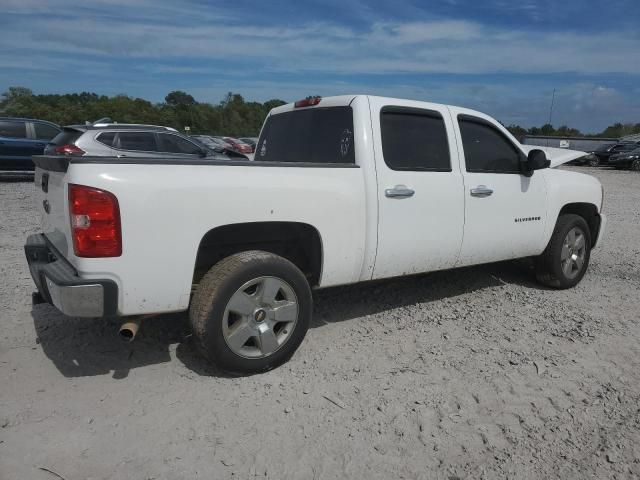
<box><xmin>540</xmin><ymin>123</ymin><xmax>555</xmax><ymax>135</ymax></box>
<box><xmin>165</xmin><ymin>90</ymin><xmax>196</xmax><ymax>106</ymax></box>
<box><xmin>506</xmin><ymin>124</ymin><xmax>527</xmax><ymax>139</ymax></box>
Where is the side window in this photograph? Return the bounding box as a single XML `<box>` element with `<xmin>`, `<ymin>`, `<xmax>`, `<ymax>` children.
<box><xmin>158</xmin><ymin>133</ymin><xmax>202</xmax><ymax>154</ymax></box>
<box><xmin>117</xmin><ymin>132</ymin><xmax>157</xmax><ymax>151</ymax></box>
<box><xmin>96</xmin><ymin>132</ymin><xmax>116</xmax><ymax>147</ymax></box>
<box><xmin>380</xmin><ymin>107</ymin><xmax>450</xmax><ymax>171</ymax></box>
<box><xmin>459</xmin><ymin>116</ymin><xmax>522</xmax><ymax>173</ymax></box>
<box><xmin>34</xmin><ymin>123</ymin><xmax>60</xmax><ymax>140</ymax></box>
<box><xmin>616</xmin><ymin>144</ymin><xmax>635</xmax><ymax>152</ymax></box>
<box><xmin>0</xmin><ymin>120</ymin><xmax>27</xmax><ymax>139</ymax></box>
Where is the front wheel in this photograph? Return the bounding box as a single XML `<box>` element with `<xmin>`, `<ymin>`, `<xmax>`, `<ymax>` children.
<box><xmin>631</xmin><ymin>159</ymin><xmax>640</xmax><ymax>172</ymax></box>
<box><xmin>535</xmin><ymin>214</ymin><xmax>591</xmax><ymax>289</ymax></box>
<box><xmin>587</xmin><ymin>157</ymin><xmax>600</xmax><ymax>167</ymax></box>
<box><xmin>190</xmin><ymin>251</ymin><xmax>312</xmax><ymax>375</ymax></box>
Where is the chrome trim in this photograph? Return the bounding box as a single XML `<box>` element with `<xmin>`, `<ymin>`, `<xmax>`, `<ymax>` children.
<box><xmin>45</xmin><ymin>276</ymin><xmax>104</xmax><ymax>317</ymax></box>
<box><xmin>385</xmin><ymin>185</ymin><xmax>415</xmax><ymax>198</ymax></box>
<box><xmin>470</xmin><ymin>185</ymin><xmax>494</xmax><ymax>197</ymax></box>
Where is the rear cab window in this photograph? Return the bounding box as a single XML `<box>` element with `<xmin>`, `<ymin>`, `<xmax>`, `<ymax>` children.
<box><xmin>256</xmin><ymin>106</ymin><xmax>355</xmax><ymax>164</ymax></box>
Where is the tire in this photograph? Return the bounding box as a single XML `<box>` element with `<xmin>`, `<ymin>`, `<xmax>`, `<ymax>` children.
<box><xmin>631</xmin><ymin>159</ymin><xmax>640</xmax><ymax>172</ymax></box>
<box><xmin>587</xmin><ymin>157</ymin><xmax>600</xmax><ymax>167</ymax></box>
<box><xmin>190</xmin><ymin>251</ymin><xmax>312</xmax><ymax>375</ymax></box>
<box><xmin>535</xmin><ymin>214</ymin><xmax>591</xmax><ymax>289</ymax></box>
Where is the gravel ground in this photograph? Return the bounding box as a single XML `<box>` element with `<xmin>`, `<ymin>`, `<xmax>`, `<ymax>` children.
<box><xmin>1</xmin><ymin>167</ymin><xmax>639</xmax><ymax>480</ymax></box>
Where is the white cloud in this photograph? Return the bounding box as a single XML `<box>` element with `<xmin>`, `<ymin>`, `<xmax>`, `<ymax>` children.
<box><xmin>1</xmin><ymin>1</ymin><xmax>638</xmax><ymax>131</ymax></box>
<box><xmin>1</xmin><ymin>11</ymin><xmax>638</xmax><ymax>76</ymax></box>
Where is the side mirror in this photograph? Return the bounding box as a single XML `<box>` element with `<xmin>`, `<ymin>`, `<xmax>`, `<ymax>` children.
<box><xmin>523</xmin><ymin>149</ymin><xmax>550</xmax><ymax>176</ymax></box>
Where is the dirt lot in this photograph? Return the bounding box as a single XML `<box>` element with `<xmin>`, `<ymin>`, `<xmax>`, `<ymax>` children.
<box><xmin>1</xmin><ymin>167</ymin><xmax>639</xmax><ymax>480</ymax></box>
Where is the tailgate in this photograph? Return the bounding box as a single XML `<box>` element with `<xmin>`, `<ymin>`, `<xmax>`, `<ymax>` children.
<box><xmin>33</xmin><ymin>157</ymin><xmax>73</xmax><ymax>259</ymax></box>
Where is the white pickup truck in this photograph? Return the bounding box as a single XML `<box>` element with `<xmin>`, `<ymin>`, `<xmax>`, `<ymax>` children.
<box><xmin>25</xmin><ymin>95</ymin><xmax>606</xmax><ymax>374</ymax></box>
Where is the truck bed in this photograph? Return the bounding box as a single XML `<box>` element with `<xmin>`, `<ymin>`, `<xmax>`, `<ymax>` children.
<box><xmin>33</xmin><ymin>155</ymin><xmax>368</xmax><ymax>316</ymax></box>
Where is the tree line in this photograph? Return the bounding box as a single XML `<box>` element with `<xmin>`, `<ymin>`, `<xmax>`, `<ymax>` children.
<box><xmin>0</xmin><ymin>87</ymin><xmax>286</xmax><ymax>137</ymax></box>
<box><xmin>505</xmin><ymin>121</ymin><xmax>640</xmax><ymax>140</ymax></box>
<box><xmin>1</xmin><ymin>86</ymin><xmax>638</xmax><ymax>139</ymax></box>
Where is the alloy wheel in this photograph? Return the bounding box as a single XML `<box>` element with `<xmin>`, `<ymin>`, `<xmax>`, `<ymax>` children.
<box><xmin>222</xmin><ymin>276</ymin><xmax>299</xmax><ymax>359</ymax></box>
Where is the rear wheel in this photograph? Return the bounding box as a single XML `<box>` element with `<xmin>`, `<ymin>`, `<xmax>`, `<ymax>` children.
<box><xmin>190</xmin><ymin>251</ymin><xmax>312</xmax><ymax>375</ymax></box>
<box><xmin>631</xmin><ymin>159</ymin><xmax>640</xmax><ymax>172</ymax></box>
<box><xmin>535</xmin><ymin>214</ymin><xmax>591</xmax><ymax>289</ymax></box>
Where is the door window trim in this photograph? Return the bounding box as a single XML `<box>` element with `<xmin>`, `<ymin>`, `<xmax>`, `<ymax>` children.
<box><xmin>457</xmin><ymin>114</ymin><xmax>526</xmax><ymax>174</ymax></box>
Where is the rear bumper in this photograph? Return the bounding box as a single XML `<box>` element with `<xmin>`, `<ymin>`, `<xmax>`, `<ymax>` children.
<box><xmin>24</xmin><ymin>234</ymin><xmax>118</xmax><ymax>317</ymax></box>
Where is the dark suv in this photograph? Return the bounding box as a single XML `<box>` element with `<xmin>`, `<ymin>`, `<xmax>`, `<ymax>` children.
<box><xmin>586</xmin><ymin>142</ymin><xmax>640</xmax><ymax>167</ymax></box>
<box><xmin>0</xmin><ymin>117</ymin><xmax>61</xmax><ymax>172</ymax></box>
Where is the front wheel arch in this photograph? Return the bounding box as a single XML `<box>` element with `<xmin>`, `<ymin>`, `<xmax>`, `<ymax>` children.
<box><xmin>556</xmin><ymin>203</ymin><xmax>601</xmax><ymax>248</ymax></box>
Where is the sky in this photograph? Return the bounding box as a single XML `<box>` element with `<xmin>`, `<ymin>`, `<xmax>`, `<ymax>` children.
<box><xmin>1</xmin><ymin>0</ymin><xmax>639</xmax><ymax>132</ymax></box>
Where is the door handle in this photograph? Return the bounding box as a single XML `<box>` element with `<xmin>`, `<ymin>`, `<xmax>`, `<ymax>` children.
<box><xmin>470</xmin><ymin>185</ymin><xmax>493</xmax><ymax>197</ymax></box>
<box><xmin>385</xmin><ymin>185</ymin><xmax>415</xmax><ymax>198</ymax></box>
<box><xmin>116</xmin><ymin>154</ymin><xmax>127</xmax><ymax>158</ymax></box>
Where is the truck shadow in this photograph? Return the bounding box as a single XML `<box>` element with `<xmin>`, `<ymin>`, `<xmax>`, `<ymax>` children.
<box><xmin>309</xmin><ymin>260</ymin><xmax>542</xmax><ymax>327</ymax></box>
<box><xmin>31</xmin><ymin>306</ymin><xmax>191</xmax><ymax>379</ymax></box>
<box><xmin>32</xmin><ymin>260</ymin><xmax>544</xmax><ymax>378</ymax></box>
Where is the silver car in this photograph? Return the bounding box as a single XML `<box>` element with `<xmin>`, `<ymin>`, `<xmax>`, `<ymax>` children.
<box><xmin>44</xmin><ymin>122</ymin><xmax>235</xmax><ymax>160</ymax></box>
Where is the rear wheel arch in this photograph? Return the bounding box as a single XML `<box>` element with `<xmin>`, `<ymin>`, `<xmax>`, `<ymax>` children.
<box><xmin>192</xmin><ymin>221</ymin><xmax>323</xmax><ymax>288</ymax></box>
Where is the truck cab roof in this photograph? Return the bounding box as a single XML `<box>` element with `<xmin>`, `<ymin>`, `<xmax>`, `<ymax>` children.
<box><xmin>271</xmin><ymin>95</ymin><xmax>493</xmax><ymax>122</ymax></box>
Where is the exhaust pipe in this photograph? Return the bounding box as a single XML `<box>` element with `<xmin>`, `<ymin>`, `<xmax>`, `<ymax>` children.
<box><xmin>119</xmin><ymin>317</ymin><xmax>142</xmax><ymax>342</ymax></box>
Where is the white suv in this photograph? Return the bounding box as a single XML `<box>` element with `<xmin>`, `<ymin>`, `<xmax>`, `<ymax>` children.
<box><xmin>44</xmin><ymin>123</ymin><xmax>236</xmax><ymax>160</ymax></box>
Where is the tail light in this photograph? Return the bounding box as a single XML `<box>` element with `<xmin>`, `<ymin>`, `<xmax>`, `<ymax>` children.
<box><xmin>55</xmin><ymin>144</ymin><xmax>85</xmax><ymax>156</ymax></box>
<box><xmin>294</xmin><ymin>96</ymin><xmax>321</xmax><ymax>108</ymax></box>
<box><xmin>68</xmin><ymin>184</ymin><xmax>121</xmax><ymax>257</ymax></box>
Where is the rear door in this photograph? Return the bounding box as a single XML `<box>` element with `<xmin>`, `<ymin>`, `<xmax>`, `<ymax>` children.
<box><xmin>370</xmin><ymin>99</ymin><xmax>465</xmax><ymax>279</ymax></box>
<box><xmin>0</xmin><ymin>119</ymin><xmax>31</xmax><ymax>169</ymax></box>
<box><xmin>451</xmin><ymin>111</ymin><xmax>548</xmax><ymax>266</ymax></box>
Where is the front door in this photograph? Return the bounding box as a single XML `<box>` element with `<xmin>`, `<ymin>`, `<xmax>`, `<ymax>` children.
<box><xmin>450</xmin><ymin>110</ymin><xmax>548</xmax><ymax>266</ymax></box>
<box><xmin>370</xmin><ymin>98</ymin><xmax>465</xmax><ymax>279</ymax></box>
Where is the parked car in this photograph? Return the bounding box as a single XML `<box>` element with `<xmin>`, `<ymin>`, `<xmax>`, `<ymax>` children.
<box><xmin>239</xmin><ymin>137</ymin><xmax>258</xmax><ymax>149</ymax></box>
<box><xmin>191</xmin><ymin>134</ymin><xmax>234</xmax><ymax>150</ymax></box>
<box><xmin>216</xmin><ymin>136</ymin><xmax>253</xmax><ymax>154</ymax></box>
<box><xmin>583</xmin><ymin>142</ymin><xmax>640</xmax><ymax>167</ymax></box>
<box><xmin>44</xmin><ymin>122</ymin><xmax>233</xmax><ymax>160</ymax></box>
<box><xmin>0</xmin><ymin>117</ymin><xmax>61</xmax><ymax>172</ymax></box>
<box><xmin>608</xmin><ymin>147</ymin><xmax>640</xmax><ymax>171</ymax></box>
<box><xmin>190</xmin><ymin>135</ymin><xmax>250</xmax><ymax>159</ymax></box>
<box><xmin>26</xmin><ymin>95</ymin><xmax>605</xmax><ymax>374</ymax></box>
